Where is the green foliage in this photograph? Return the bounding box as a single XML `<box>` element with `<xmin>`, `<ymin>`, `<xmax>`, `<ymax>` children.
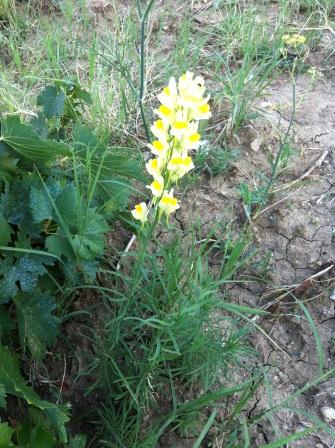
<box><xmin>0</xmin><ymin>346</ymin><xmax>70</xmax><ymax>442</ymax></box>
<box><xmin>0</xmin><ymin>80</ymin><xmax>142</xmax><ymax>443</ymax></box>
<box><xmin>238</xmin><ymin>181</ymin><xmax>269</xmax><ymax>218</ymax></box>
<box><xmin>195</xmin><ymin>145</ymin><xmax>239</xmax><ymax>176</ymax></box>
<box><xmin>35</xmin><ymin>82</ymin><xmax>92</xmax><ymax>137</ymax></box>
<box><xmin>0</xmin><ymin>213</ymin><xmax>12</xmax><ymax>245</ymax></box>
<box><xmin>37</xmin><ymin>85</ymin><xmax>66</xmax><ymax>119</ymax></box>
<box><xmin>14</xmin><ymin>290</ymin><xmax>59</xmax><ymax>359</ymax></box>
<box><xmin>17</xmin><ymin>422</ymin><xmax>56</xmax><ymax>448</ymax></box>
<box><xmin>0</xmin><ymin>422</ymin><xmax>15</xmax><ymax>448</ymax></box>
<box><xmin>0</xmin><ymin>419</ymin><xmax>87</xmax><ymax>448</ymax></box>
<box><xmin>0</xmin><ymin>116</ymin><xmax>70</xmax><ymax>162</ymax></box>
<box><xmin>95</xmin><ymin>232</ymin><xmax>258</xmax><ymax>446</ymax></box>
<box><xmin>0</xmin><ymin>385</ymin><xmax>6</xmax><ymax>409</ymax></box>
<box><xmin>0</xmin><ymin>254</ymin><xmax>55</xmax><ymax>303</ymax></box>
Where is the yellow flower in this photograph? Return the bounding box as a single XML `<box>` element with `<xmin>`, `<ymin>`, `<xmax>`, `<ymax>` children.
<box><xmin>178</xmin><ymin>72</ymin><xmax>207</xmax><ymax>113</ymax></box>
<box><xmin>147</xmin><ymin>177</ymin><xmax>164</xmax><ymax>197</ymax></box>
<box><xmin>282</xmin><ymin>33</ymin><xmax>306</xmax><ymax>47</ymax></box>
<box><xmin>131</xmin><ymin>202</ymin><xmax>148</xmax><ymax>224</ymax></box>
<box><xmin>184</xmin><ymin>132</ymin><xmax>201</xmax><ymax>150</ymax></box>
<box><xmin>145</xmin><ymin>157</ymin><xmax>162</xmax><ymax>178</ymax></box>
<box><xmin>193</xmin><ymin>101</ymin><xmax>211</xmax><ymax>120</ymax></box>
<box><xmin>155</xmin><ymin>104</ymin><xmax>176</xmax><ymax>125</ymax></box>
<box><xmin>158</xmin><ymin>189</ymin><xmax>180</xmax><ymax>216</ymax></box>
<box><xmin>148</xmin><ymin>139</ymin><xmax>169</xmax><ymax>158</ymax></box>
<box><xmin>170</xmin><ymin>117</ymin><xmax>191</xmax><ymax>140</ymax></box>
<box><xmin>150</xmin><ymin>119</ymin><xmax>169</xmax><ymax>141</ymax></box>
<box><xmin>167</xmin><ymin>156</ymin><xmax>194</xmax><ymax>180</ymax></box>
<box><xmin>157</xmin><ymin>77</ymin><xmax>178</xmax><ymax>109</ymax></box>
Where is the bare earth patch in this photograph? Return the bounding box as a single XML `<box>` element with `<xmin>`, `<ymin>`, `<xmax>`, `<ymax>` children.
<box><xmin>171</xmin><ymin>33</ymin><xmax>335</xmax><ymax>446</ymax></box>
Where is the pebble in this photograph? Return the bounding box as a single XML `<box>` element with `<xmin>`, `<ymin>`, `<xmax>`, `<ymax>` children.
<box><xmin>321</xmin><ymin>406</ymin><xmax>335</xmax><ymax>422</ymax></box>
<box><xmin>250</xmin><ymin>137</ymin><xmax>263</xmax><ymax>152</ymax></box>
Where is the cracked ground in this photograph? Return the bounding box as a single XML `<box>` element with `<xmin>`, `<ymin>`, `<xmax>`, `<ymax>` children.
<box><xmin>172</xmin><ymin>32</ymin><xmax>335</xmax><ymax>447</ymax></box>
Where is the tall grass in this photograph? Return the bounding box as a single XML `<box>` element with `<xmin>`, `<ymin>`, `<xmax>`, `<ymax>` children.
<box><xmin>91</xmin><ymin>230</ymin><xmax>262</xmax><ymax>446</ymax></box>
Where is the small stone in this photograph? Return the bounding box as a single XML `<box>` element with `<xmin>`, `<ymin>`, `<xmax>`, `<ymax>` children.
<box><xmin>250</xmin><ymin>137</ymin><xmax>263</xmax><ymax>152</ymax></box>
<box><xmin>321</xmin><ymin>406</ymin><xmax>335</xmax><ymax>422</ymax></box>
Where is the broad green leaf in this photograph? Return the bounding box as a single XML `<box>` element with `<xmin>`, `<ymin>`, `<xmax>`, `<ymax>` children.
<box><xmin>0</xmin><ymin>254</ymin><xmax>55</xmax><ymax>303</ymax></box>
<box><xmin>0</xmin><ymin>116</ymin><xmax>71</xmax><ymax>162</ymax></box>
<box><xmin>17</xmin><ymin>422</ymin><xmax>56</xmax><ymax>448</ymax></box>
<box><xmin>0</xmin><ymin>346</ymin><xmax>70</xmax><ymax>442</ymax></box>
<box><xmin>30</xmin><ymin>113</ymin><xmax>48</xmax><ymax>139</ymax></box>
<box><xmin>73</xmin><ymin>125</ymin><xmax>105</xmax><ymax>156</ymax></box>
<box><xmin>92</xmin><ymin>152</ymin><xmax>145</xmax><ymax>182</ymax></box>
<box><xmin>30</xmin><ymin>186</ymin><xmax>54</xmax><ymax>223</ymax></box>
<box><xmin>0</xmin><ymin>156</ymin><xmax>18</xmax><ymax>180</ymax></box>
<box><xmin>14</xmin><ymin>290</ymin><xmax>59</xmax><ymax>359</ymax></box>
<box><xmin>37</xmin><ymin>85</ymin><xmax>66</xmax><ymax>119</ymax></box>
<box><xmin>0</xmin><ymin>384</ymin><xmax>6</xmax><ymax>409</ymax></box>
<box><xmin>55</xmin><ymin>183</ymin><xmax>79</xmax><ymax>228</ymax></box>
<box><xmin>0</xmin><ymin>141</ymin><xmax>10</xmax><ymax>156</ymax></box>
<box><xmin>0</xmin><ymin>213</ymin><xmax>12</xmax><ymax>245</ymax></box>
<box><xmin>0</xmin><ymin>422</ymin><xmax>15</xmax><ymax>448</ymax></box>
<box><xmin>1</xmin><ymin>178</ymin><xmax>32</xmax><ymax>227</ymax></box>
<box><xmin>70</xmin><ymin>207</ymin><xmax>108</xmax><ymax>260</ymax></box>
<box><xmin>45</xmin><ymin>234</ymin><xmax>74</xmax><ymax>259</ymax></box>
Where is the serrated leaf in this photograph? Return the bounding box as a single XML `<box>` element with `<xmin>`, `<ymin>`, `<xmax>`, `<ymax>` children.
<box><xmin>1</xmin><ymin>177</ymin><xmax>32</xmax><ymax>227</ymax></box>
<box><xmin>0</xmin><ymin>422</ymin><xmax>15</xmax><ymax>448</ymax></box>
<box><xmin>30</xmin><ymin>113</ymin><xmax>49</xmax><ymax>139</ymax></box>
<box><xmin>0</xmin><ymin>213</ymin><xmax>13</xmax><ymax>245</ymax></box>
<box><xmin>73</xmin><ymin>125</ymin><xmax>105</xmax><ymax>156</ymax></box>
<box><xmin>14</xmin><ymin>290</ymin><xmax>59</xmax><ymax>359</ymax></box>
<box><xmin>0</xmin><ymin>384</ymin><xmax>6</xmax><ymax>409</ymax></box>
<box><xmin>68</xmin><ymin>435</ymin><xmax>87</xmax><ymax>448</ymax></box>
<box><xmin>0</xmin><ymin>254</ymin><xmax>55</xmax><ymax>303</ymax></box>
<box><xmin>30</xmin><ymin>186</ymin><xmax>54</xmax><ymax>223</ymax></box>
<box><xmin>55</xmin><ymin>183</ymin><xmax>79</xmax><ymax>228</ymax></box>
<box><xmin>45</xmin><ymin>234</ymin><xmax>74</xmax><ymax>259</ymax></box>
<box><xmin>37</xmin><ymin>86</ymin><xmax>66</xmax><ymax>119</ymax></box>
<box><xmin>0</xmin><ymin>345</ymin><xmax>70</xmax><ymax>442</ymax></box>
<box><xmin>30</xmin><ymin>178</ymin><xmax>62</xmax><ymax>224</ymax></box>
<box><xmin>70</xmin><ymin>208</ymin><xmax>108</xmax><ymax>260</ymax></box>
<box><xmin>0</xmin><ymin>116</ymin><xmax>71</xmax><ymax>162</ymax></box>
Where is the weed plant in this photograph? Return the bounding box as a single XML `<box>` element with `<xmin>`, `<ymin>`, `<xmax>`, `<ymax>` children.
<box><xmin>0</xmin><ymin>0</ymin><xmax>334</xmax><ymax>446</ymax></box>
<box><xmin>93</xmin><ymin>230</ymin><xmax>261</xmax><ymax>447</ymax></box>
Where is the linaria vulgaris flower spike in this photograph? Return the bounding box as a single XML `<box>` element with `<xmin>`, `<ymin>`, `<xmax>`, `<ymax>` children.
<box><xmin>131</xmin><ymin>72</ymin><xmax>211</xmax><ymax>224</ymax></box>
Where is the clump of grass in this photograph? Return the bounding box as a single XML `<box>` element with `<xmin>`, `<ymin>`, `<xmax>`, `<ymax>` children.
<box><xmin>91</xmin><ymin>230</ymin><xmax>260</xmax><ymax>446</ymax></box>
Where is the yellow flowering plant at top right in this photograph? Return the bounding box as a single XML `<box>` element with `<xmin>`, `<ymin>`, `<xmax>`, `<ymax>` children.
<box><xmin>131</xmin><ymin>72</ymin><xmax>211</xmax><ymax>224</ymax></box>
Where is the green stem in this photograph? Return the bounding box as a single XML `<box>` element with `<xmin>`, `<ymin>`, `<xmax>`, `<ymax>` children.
<box><xmin>264</xmin><ymin>70</ymin><xmax>296</xmax><ymax>197</ymax></box>
<box><xmin>138</xmin><ymin>0</ymin><xmax>156</xmax><ymax>143</ymax></box>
